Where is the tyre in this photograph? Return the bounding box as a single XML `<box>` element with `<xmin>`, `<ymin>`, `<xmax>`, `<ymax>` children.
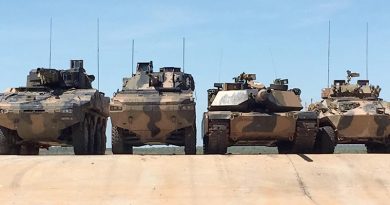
<box><xmin>20</xmin><ymin>143</ymin><xmax>39</xmax><ymax>155</ymax></box>
<box><xmin>366</xmin><ymin>143</ymin><xmax>390</xmax><ymax>153</ymax></box>
<box><xmin>112</xmin><ymin>126</ymin><xmax>133</xmax><ymax>154</ymax></box>
<box><xmin>0</xmin><ymin>128</ymin><xmax>21</xmax><ymax>155</ymax></box>
<box><xmin>184</xmin><ymin>126</ymin><xmax>196</xmax><ymax>155</ymax></box>
<box><xmin>313</xmin><ymin>126</ymin><xmax>336</xmax><ymax>154</ymax></box>
<box><xmin>0</xmin><ymin>128</ymin><xmax>11</xmax><ymax>154</ymax></box>
<box><xmin>73</xmin><ymin>119</ymin><xmax>89</xmax><ymax>155</ymax></box>
<box><xmin>277</xmin><ymin>141</ymin><xmax>294</xmax><ymax>154</ymax></box>
<box><xmin>94</xmin><ymin>118</ymin><xmax>107</xmax><ymax>155</ymax></box>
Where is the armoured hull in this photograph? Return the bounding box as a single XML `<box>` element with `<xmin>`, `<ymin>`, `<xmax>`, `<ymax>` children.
<box><xmin>203</xmin><ymin>111</ymin><xmax>297</xmax><ymax>144</ymax></box>
<box><xmin>315</xmin><ymin>99</ymin><xmax>390</xmax><ymax>143</ymax></box>
<box><xmin>110</xmin><ymin>91</ymin><xmax>195</xmax><ymax>145</ymax></box>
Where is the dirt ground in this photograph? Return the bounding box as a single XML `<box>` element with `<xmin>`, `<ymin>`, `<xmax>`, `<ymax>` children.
<box><xmin>0</xmin><ymin>154</ymin><xmax>389</xmax><ymax>205</ymax></box>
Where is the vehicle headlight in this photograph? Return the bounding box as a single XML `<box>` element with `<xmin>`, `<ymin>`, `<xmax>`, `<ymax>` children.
<box><xmin>110</xmin><ymin>106</ymin><xmax>123</xmax><ymax>111</ymax></box>
<box><xmin>61</xmin><ymin>108</ymin><xmax>73</xmax><ymax>113</ymax></box>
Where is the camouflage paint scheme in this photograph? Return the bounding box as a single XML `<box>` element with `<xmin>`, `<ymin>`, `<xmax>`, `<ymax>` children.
<box><xmin>309</xmin><ymin>71</ymin><xmax>390</xmax><ymax>152</ymax></box>
<box><xmin>202</xmin><ymin>73</ymin><xmax>318</xmax><ymax>154</ymax></box>
<box><xmin>0</xmin><ymin>60</ymin><xmax>109</xmax><ymax>155</ymax></box>
<box><xmin>110</xmin><ymin>61</ymin><xmax>196</xmax><ymax>154</ymax></box>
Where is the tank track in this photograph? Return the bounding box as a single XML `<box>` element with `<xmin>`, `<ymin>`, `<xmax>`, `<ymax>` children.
<box><xmin>204</xmin><ymin>120</ymin><xmax>229</xmax><ymax>154</ymax></box>
<box><xmin>291</xmin><ymin>119</ymin><xmax>318</xmax><ymax>153</ymax></box>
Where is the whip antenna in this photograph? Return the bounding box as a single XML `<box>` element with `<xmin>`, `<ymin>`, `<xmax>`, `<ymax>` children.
<box><xmin>131</xmin><ymin>39</ymin><xmax>134</xmax><ymax>76</ymax></box>
<box><xmin>97</xmin><ymin>18</ymin><xmax>100</xmax><ymax>90</ymax></box>
<box><xmin>327</xmin><ymin>20</ymin><xmax>331</xmax><ymax>88</ymax></box>
<box><xmin>49</xmin><ymin>18</ymin><xmax>52</xmax><ymax>68</ymax></box>
<box><xmin>182</xmin><ymin>37</ymin><xmax>185</xmax><ymax>72</ymax></box>
<box><xmin>366</xmin><ymin>22</ymin><xmax>369</xmax><ymax>80</ymax></box>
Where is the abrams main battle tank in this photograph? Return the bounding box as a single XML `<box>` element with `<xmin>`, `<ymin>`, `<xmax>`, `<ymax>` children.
<box><xmin>0</xmin><ymin>60</ymin><xmax>109</xmax><ymax>155</ymax></box>
<box><xmin>110</xmin><ymin>61</ymin><xmax>196</xmax><ymax>154</ymax></box>
<box><xmin>202</xmin><ymin>73</ymin><xmax>319</xmax><ymax>154</ymax></box>
<box><xmin>309</xmin><ymin>70</ymin><xmax>390</xmax><ymax>153</ymax></box>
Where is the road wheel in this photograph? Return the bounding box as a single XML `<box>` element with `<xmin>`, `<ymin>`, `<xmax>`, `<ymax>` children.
<box><xmin>112</xmin><ymin>126</ymin><xmax>133</xmax><ymax>154</ymax></box>
<box><xmin>366</xmin><ymin>143</ymin><xmax>390</xmax><ymax>153</ymax></box>
<box><xmin>313</xmin><ymin>126</ymin><xmax>336</xmax><ymax>154</ymax></box>
<box><xmin>0</xmin><ymin>128</ymin><xmax>21</xmax><ymax>155</ymax></box>
<box><xmin>73</xmin><ymin>118</ymin><xmax>89</xmax><ymax>155</ymax></box>
<box><xmin>20</xmin><ymin>143</ymin><xmax>39</xmax><ymax>155</ymax></box>
<box><xmin>277</xmin><ymin>141</ymin><xmax>294</xmax><ymax>154</ymax></box>
<box><xmin>184</xmin><ymin>126</ymin><xmax>196</xmax><ymax>155</ymax></box>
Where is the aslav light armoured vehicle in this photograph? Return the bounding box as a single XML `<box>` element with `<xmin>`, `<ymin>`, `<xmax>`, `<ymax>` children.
<box><xmin>202</xmin><ymin>72</ymin><xmax>319</xmax><ymax>154</ymax></box>
<box><xmin>110</xmin><ymin>61</ymin><xmax>196</xmax><ymax>154</ymax></box>
<box><xmin>0</xmin><ymin>60</ymin><xmax>109</xmax><ymax>155</ymax></box>
<box><xmin>309</xmin><ymin>70</ymin><xmax>390</xmax><ymax>153</ymax></box>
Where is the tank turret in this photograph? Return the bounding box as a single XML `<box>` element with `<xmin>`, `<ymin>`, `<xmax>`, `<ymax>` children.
<box><xmin>26</xmin><ymin>60</ymin><xmax>95</xmax><ymax>89</ymax></box>
<box><xmin>208</xmin><ymin>73</ymin><xmax>302</xmax><ymax>112</ymax></box>
<box><xmin>321</xmin><ymin>70</ymin><xmax>381</xmax><ymax>99</ymax></box>
<box><xmin>122</xmin><ymin>61</ymin><xmax>195</xmax><ymax>91</ymax></box>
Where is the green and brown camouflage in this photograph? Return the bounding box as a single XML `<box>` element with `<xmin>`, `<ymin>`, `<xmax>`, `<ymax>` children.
<box><xmin>202</xmin><ymin>72</ymin><xmax>319</xmax><ymax>154</ymax></box>
<box><xmin>309</xmin><ymin>70</ymin><xmax>390</xmax><ymax>153</ymax></box>
<box><xmin>0</xmin><ymin>60</ymin><xmax>110</xmax><ymax>155</ymax></box>
<box><xmin>110</xmin><ymin>61</ymin><xmax>196</xmax><ymax>154</ymax></box>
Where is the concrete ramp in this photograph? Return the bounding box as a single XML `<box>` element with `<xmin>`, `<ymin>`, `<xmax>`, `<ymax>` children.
<box><xmin>0</xmin><ymin>155</ymin><xmax>389</xmax><ymax>205</ymax></box>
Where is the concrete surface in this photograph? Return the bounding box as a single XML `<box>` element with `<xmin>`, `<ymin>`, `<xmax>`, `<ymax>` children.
<box><xmin>0</xmin><ymin>154</ymin><xmax>389</xmax><ymax>205</ymax></box>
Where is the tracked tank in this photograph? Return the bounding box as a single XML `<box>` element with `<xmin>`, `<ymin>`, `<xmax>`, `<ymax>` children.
<box><xmin>110</xmin><ymin>61</ymin><xmax>196</xmax><ymax>154</ymax></box>
<box><xmin>0</xmin><ymin>60</ymin><xmax>109</xmax><ymax>155</ymax></box>
<box><xmin>309</xmin><ymin>70</ymin><xmax>390</xmax><ymax>153</ymax></box>
<box><xmin>202</xmin><ymin>72</ymin><xmax>319</xmax><ymax>154</ymax></box>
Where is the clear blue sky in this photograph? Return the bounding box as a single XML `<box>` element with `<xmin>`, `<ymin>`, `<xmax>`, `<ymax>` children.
<box><xmin>0</xmin><ymin>0</ymin><xmax>389</xmax><ymax>146</ymax></box>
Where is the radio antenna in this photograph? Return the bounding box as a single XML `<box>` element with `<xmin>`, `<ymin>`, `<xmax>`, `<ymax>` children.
<box><xmin>182</xmin><ymin>37</ymin><xmax>185</xmax><ymax>72</ymax></box>
<box><xmin>49</xmin><ymin>17</ymin><xmax>53</xmax><ymax>69</ymax></box>
<box><xmin>327</xmin><ymin>20</ymin><xmax>331</xmax><ymax>87</ymax></box>
<box><xmin>131</xmin><ymin>39</ymin><xmax>134</xmax><ymax>76</ymax></box>
<box><xmin>97</xmin><ymin>18</ymin><xmax>100</xmax><ymax>90</ymax></box>
<box><xmin>365</xmin><ymin>22</ymin><xmax>369</xmax><ymax>80</ymax></box>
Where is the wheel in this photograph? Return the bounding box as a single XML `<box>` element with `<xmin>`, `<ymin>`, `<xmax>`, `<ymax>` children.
<box><xmin>73</xmin><ymin>118</ymin><xmax>89</xmax><ymax>155</ymax></box>
<box><xmin>313</xmin><ymin>126</ymin><xmax>336</xmax><ymax>154</ymax></box>
<box><xmin>88</xmin><ymin>115</ymin><xmax>96</xmax><ymax>154</ymax></box>
<box><xmin>0</xmin><ymin>128</ymin><xmax>12</xmax><ymax>154</ymax></box>
<box><xmin>277</xmin><ymin>141</ymin><xmax>294</xmax><ymax>154</ymax></box>
<box><xmin>112</xmin><ymin>126</ymin><xmax>133</xmax><ymax>154</ymax></box>
<box><xmin>184</xmin><ymin>126</ymin><xmax>196</xmax><ymax>155</ymax></box>
<box><xmin>366</xmin><ymin>143</ymin><xmax>390</xmax><ymax>153</ymax></box>
<box><xmin>20</xmin><ymin>143</ymin><xmax>39</xmax><ymax>155</ymax></box>
<box><xmin>94</xmin><ymin>118</ymin><xmax>107</xmax><ymax>155</ymax></box>
<box><xmin>0</xmin><ymin>128</ymin><xmax>21</xmax><ymax>155</ymax></box>
<box><xmin>203</xmin><ymin>131</ymin><xmax>228</xmax><ymax>154</ymax></box>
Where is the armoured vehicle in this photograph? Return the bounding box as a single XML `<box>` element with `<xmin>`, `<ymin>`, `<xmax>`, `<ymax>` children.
<box><xmin>0</xmin><ymin>60</ymin><xmax>109</xmax><ymax>155</ymax></box>
<box><xmin>202</xmin><ymin>73</ymin><xmax>319</xmax><ymax>154</ymax></box>
<box><xmin>110</xmin><ymin>61</ymin><xmax>196</xmax><ymax>154</ymax></box>
<box><xmin>309</xmin><ymin>70</ymin><xmax>390</xmax><ymax>153</ymax></box>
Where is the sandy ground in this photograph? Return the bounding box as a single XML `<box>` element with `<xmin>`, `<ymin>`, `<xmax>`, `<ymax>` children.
<box><xmin>0</xmin><ymin>154</ymin><xmax>389</xmax><ymax>205</ymax></box>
